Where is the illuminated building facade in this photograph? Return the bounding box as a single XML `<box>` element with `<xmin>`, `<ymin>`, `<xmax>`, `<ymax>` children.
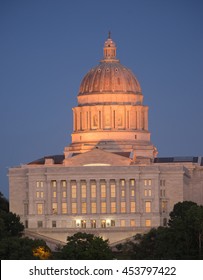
<box><xmin>9</xmin><ymin>35</ymin><xmax>203</xmax><ymax>244</ymax></box>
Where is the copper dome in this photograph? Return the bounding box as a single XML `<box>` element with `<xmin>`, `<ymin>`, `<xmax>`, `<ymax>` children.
<box><xmin>78</xmin><ymin>36</ymin><xmax>142</xmax><ymax>96</ymax></box>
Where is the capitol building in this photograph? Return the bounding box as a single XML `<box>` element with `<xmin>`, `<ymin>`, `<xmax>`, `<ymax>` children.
<box><xmin>9</xmin><ymin>35</ymin><xmax>203</xmax><ymax>244</ymax></box>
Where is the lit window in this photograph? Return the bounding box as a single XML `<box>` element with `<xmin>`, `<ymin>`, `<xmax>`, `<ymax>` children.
<box><xmin>131</xmin><ymin>189</ymin><xmax>135</xmax><ymax>196</ymax></box>
<box><xmin>51</xmin><ymin>180</ymin><xmax>57</xmax><ymax>187</ymax></box>
<box><xmin>61</xmin><ymin>180</ymin><xmax>67</xmax><ymax>187</ymax></box>
<box><xmin>36</xmin><ymin>191</ymin><xmax>40</xmax><ymax>198</ymax></box>
<box><xmin>130</xmin><ymin>202</ymin><xmax>136</xmax><ymax>213</ymax></box>
<box><xmin>130</xmin><ymin>219</ymin><xmax>136</xmax><ymax>227</ymax></box>
<box><xmin>144</xmin><ymin>179</ymin><xmax>152</xmax><ymax>186</ymax></box>
<box><xmin>72</xmin><ymin>202</ymin><xmax>77</xmax><ymax>214</ymax></box>
<box><xmin>91</xmin><ymin>220</ymin><xmax>96</xmax><ymax>228</ymax></box>
<box><xmin>62</xmin><ymin>191</ymin><xmax>67</xmax><ymax>198</ymax></box>
<box><xmin>37</xmin><ymin>204</ymin><xmax>43</xmax><ymax>215</ymax></box>
<box><xmin>71</xmin><ymin>185</ymin><xmax>77</xmax><ymax>198</ymax></box>
<box><xmin>53</xmin><ymin>191</ymin><xmax>57</xmax><ymax>198</ymax></box>
<box><xmin>37</xmin><ymin>181</ymin><xmax>43</xmax><ymax>188</ymax></box>
<box><xmin>111</xmin><ymin>202</ymin><xmax>116</xmax><ymax>213</ymax></box>
<box><xmin>101</xmin><ymin>202</ymin><xmax>106</xmax><ymax>213</ymax></box>
<box><xmin>121</xmin><ymin>189</ymin><xmax>125</xmax><ymax>197</ymax></box>
<box><xmin>101</xmin><ymin>183</ymin><xmax>106</xmax><ymax>198</ymax></box>
<box><xmin>145</xmin><ymin>201</ymin><xmax>151</xmax><ymax>213</ymax></box>
<box><xmin>161</xmin><ymin>201</ymin><xmax>168</xmax><ymax>213</ymax></box>
<box><xmin>101</xmin><ymin>220</ymin><xmax>106</xmax><ymax>228</ymax></box>
<box><xmin>81</xmin><ymin>220</ymin><xmax>86</xmax><ymax>228</ymax></box>
<box><xmin>82</xmin><ymin>202</ymin><xmax>87</xmax><ymax>214</ymax></box>
<box><xmin>62</xmin><ymin>202</ymin><xmax>67</xmax><ymax>214</ymax></box>
<box><xmin>144</xmin><ymin>189</ymin><xmax>152</xmax><ymax>196</ymax></box>
<box><xmin>81</xmin><ymin>184</ymin><xmax>87</xmax><ymax>198</ymax></box>
<box><xmin>121</xmin><ymin>202</ymin><xmax>126</xmax><ymax>213</ymax></box>
<box><xmin>110</xmin><ymin>184</ymin><xmax>116</xmax><ymax>197</ymax></box>
<box><xmin>120</xmin><ymin>179</ymin><xmax>125</xmax><ymax>187</ymax></box>
<box><xmin>52</xmin><ymin>203</ymin><xmax>57</xmax><ymax>214</ymax></box>
<box><xmin>130</xmin><ymin>179</ymin><xmax>135</xmax><ymax>186</ymax></box>
<box><xmin>145</xmin><ymin>219</ymin><xmax>151</xmax><ymax>227</ymax></box>
<box><xmin>91</xmin><ymin>183</ymin><xmax>96</xmax><ymax>198</ymax></box>
<box><xmin>91</xmin><ymin>202</ymin><xmax>97</xmax><ymax>214</ymax></box>
<box><xmin>120</xmin><ymin>220</ymin><xmax>126</xmax><ymax>227</ymax></box>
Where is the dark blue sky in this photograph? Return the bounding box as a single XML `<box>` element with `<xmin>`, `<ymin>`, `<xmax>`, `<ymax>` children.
<box><xmin>1</xmin><ymin>0</ymin><xmax>203</xmax><ymax>198</ymax></box>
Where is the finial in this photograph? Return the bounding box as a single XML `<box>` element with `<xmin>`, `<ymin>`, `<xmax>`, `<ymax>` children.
<box><xmin>108</xmin><ymin>31</ymin><xmax>111</xmax><ymax>39</ymax></box>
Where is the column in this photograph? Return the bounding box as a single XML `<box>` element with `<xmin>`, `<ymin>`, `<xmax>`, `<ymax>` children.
<box><xmin>106</xmin><ymin>180</ymin><xmax>111</xmax><ymax>214</ymax></box>
<box><xmin>126</xmin><ymin>179</ymin><xmax>130</xmax><ymax>213</ymax></box>
<box><xmin>67</xmin><ymin>180</ymin><xmax>71</xmax><ymax>215</ymax></box>
<box><xmin>96</xmin><ymin>180</ymin><xmax>100</xmax><ymax>213</ymax></box>
<box><xmin>57</xmin><ymin>180</ymin><xmax>61</xmax><ymax>215</ymax></box>
<box><xmin>115</xmin><ymin>179</ymin><xmax>120</xmax><ymax>213</ymax></box>
<box><xmin>76</xmin><ymin>180</ymin><xmax>81</xmax><ymax>214</ymax></box>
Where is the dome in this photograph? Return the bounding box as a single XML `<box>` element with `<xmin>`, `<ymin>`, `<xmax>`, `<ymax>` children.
<box><xmin>78</xmin><ymin>35</ymin><xmax>142</xmax><ymax>96</ymax></box>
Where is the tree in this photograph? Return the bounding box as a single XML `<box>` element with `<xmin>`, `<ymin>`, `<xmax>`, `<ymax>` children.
<box><xmin>0</xmin><ymin>192</ymin><xmax>9</xmax><ymax>212</ymax></box>
<box><xmin>0</xmin><ymin>211</ymin><xmax>24</xmax><ymax>239</ymax></box>
<box><xmin>60</xmin><ymin>232</ymin><xmax>114</xmax><ymax>260</ymax></box>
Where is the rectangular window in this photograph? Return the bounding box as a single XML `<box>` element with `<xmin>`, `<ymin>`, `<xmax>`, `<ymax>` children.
<box><xmin>81</xmin><ymin>183</ymin><xmax>87</xmax><ymax>198</ymax></box>
<box><xmin>121</xmin><ymin>189</ymin><xmax>125</xmax><ymax>197</ymax></box>
<box><xmin>130</xmin><ymin>179</ymin><xmax>135</xmax><ymax>186</ymax></box>
<box><xmin>91</xmin><ymin>202</ymin><xmax>97</xmax><ymax>214</ymax></box>
<box><xmin>111</xmin><ymin>202</ymin><xmax>116</xmax><ymax>213</ymax></box>
<box><xmin>72</xmin><ymin>202</ymin><xmax>77</xmax><ymax>214</ymax></box>
<box><xmin>37</xmin><ymin>221</ymin><xmax>43</xmax><ymax>228</ymax></box>
<box><xmin>130</xmin><ymin>201</ymin><xmax>136</xmax><ymax>213</ymax></box>
<box><xmin>82</xmin><ymin>202</ymin><xmax>87</xmax><ymax>214</ymax></box>
<box><xmin>52</xmin><ymin>203</ymin><xmax>57</xmax><ymax>214</ymax></box>
<box><xmin>131</xmin><ymin>189</ymin><xmax>135</xmax><ymax>197</ymax></box>
<box><xmin>36</xmin><ymin>191</ymin><xmax>43</xmax><ymax>198</ymax></box>
<box><xmin>130</xmin><ymin>219</ymin><xmax>136</xmax><ymax>227</ymax></box>
<box><xmin>81</xmin><ymin>220</ymin><xmax>86</xmax><ymax>228</ymax></box>
<box><xmin>62</xmin><ymin>202</ymin><xmax>67</xmax><ymax>214</ymax></box>
<box><xmin>101</xmin><ymin>220</ymin><xmax>106</xmax><ymax>228</ymax></box>
<box><xmin>101</xmin><ymin>183</ymin><xmax>106</xmax><ymax>198</ymax></box>
<box><xmin>160</xmin><ymin>189</ymin><xmax>166</xmax><ymax>197</ymax></box>
<box><xmin>37</xmin><ymin>203</ymin><xmax>43</xmax><ymax>215</ymax></box>
<box><xmin>121</xmin><ymin>202</ymin><xmax>126</xmax><ymax>213</ymax></box>
<box><xmin>161</xmin><ymin>201</ymin><xmax>168</xmax><ymax>213</ymax></box>
<box><xmin>145</xmin><ymin>201</ymin><xmax>151</xmax><ymax>213</ymax></box>
<box><xmin>61</xmin><ymin>180</ymin><xmax>67</xmax><ymax>187</ymax></box>
<box><xmin>144</xmin><ymin>179</ymin><xmax>152</xmax><ymax>186</ymax></box>
<box><xmin>110</xmin><ymin>184</ymin><xmax>116</xmax><ymax>197</ymax></box>
<box><xmin>37</xmin><ymin>181</ymin><xmax>43</xmax><ymax>188</ymax></box>
<box><xmin>120</xmin><ymin>179</ymin><xmax>125</xmax><ymax>187</ymax></box>
<box><xmin>62</xmin><ymin>191</ymin><xmax>67</xmax><ymax>198</ymax></box>
<box><xmin>71</xmin><ymin>185</ymin><xmax>77</xmax><ymax>198</ymax></box>
<box><xmin>91</xmin><ymin>183</ymin><xmax>96</xmax><ymax>198</ymax></box>
<box><xmin>52</xmin><ymin>221</ymin><xmax>56</xmax><ymax>228</ymax></box>
<box><xmin>111</xmin><ymin>220</ymin><xmax>115</xmax><ymax>227</ymax></box>
<box><xmin>160</xmin><ymin>180</ymin><xmax>165</xmax><ymax>187</ymax></box>
<box><xmin>53</xmin><ymin>191</ymin><xmax>57</xmax><ymax>198</ymax></box>
<box><xmin>51</xmin><ymin>180</ymin><xmax>57</xmax><ymax>187</ymax></box>
<box><xmin>120</xmin><ymin>220</ymin><xmax>126</xmax><ymax>227</ymax></box>
<box><xmin>145</xmin><ymin>219</ymin><xmax>151</xmax><ymax>227</ymax></box>
<box><xmin>101</xmin><ymin>202</ymin><xmax>107</xmax><ymax>213</ymax></box>
<box><xmin>144</xmin><ymin>189</ymin><xmax>152</xmax><ymax>197</ymax></box>
<box><xmin>91</xmin><ymin>220</ymin><xmax>96</xmax><ymax>228</ymax></box>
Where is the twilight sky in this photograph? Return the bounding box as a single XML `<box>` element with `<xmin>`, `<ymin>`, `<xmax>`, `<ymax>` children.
<box><xmin>1</xmin><ymin>0</ymin><xmax>203</xmax><ymax>198</ymax></box>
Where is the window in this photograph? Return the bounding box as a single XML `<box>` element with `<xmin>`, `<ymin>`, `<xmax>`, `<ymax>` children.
<box><xmin>51</xmin><ymin>180</ymin><xmax>57</xmax><ymax>188</ymax></box>
<box><xmin>160</xmin><ymin>180</ymin><xmax>166</xmax><ymax>187</ymax></box>
<box><xmin>71</xmin><ymin>185</ymin><xmax>77</xmax><ymax>198</ymax></box>
<box><xmin>130</xmin><ymin>219</ymin><xmax>136</xmax><ymax>227</ymax></box>
<box><xmin>144</xmin><ymin>189</ymin><xmax>152</xmax><ymax>197</ymax></box>
<box><xmin>91</xmin><ymin>220</ymin><xmax>96</xmax><ymax>228</ymax></box>
<box><xmin>121</xmin><ymin>189</ymin><xmax>125</xmax><ymax>197</ymax></box>
<box><xmin>121</xmin><ymin>202</ymin><xmax>126</xmax><ymax>213</ymax></box>
<box><xmin>101</xmin><ymin>202</ymin><xmax>107</xmax><ymax>213</ymax></box>
<box><xmin>161</xmin><ymin>201</ymin><xmax>168</xmax><ymax>213</ymax></box>
<box><xmin>145</xmin><ymin>219</ymin><xmax>151</xmax><ymax>227</ymax></box>
<box><xmin>120</xmin><ymin>179</ymin><xmax>125</xmax><ymax>187</ymax></box>
<box><xmin>81</xmin><ymin>220</ymin><xmax>86</xmax><ymax>228</ymax></box>
<box><xmin>91</xmin><ymin>202</ymin><xmax>97</xmax><ymax>214</ymax></box>
<box><xmin>52</xmin><ymin>203</ymin><xmax>57</xmax><ymax>214</ymax></box>
<box><xmin>110</xmin><ymin>184</ymin><xmax>116</xmax><ymax>197</ymax></box>
<box><xmin>81</xmin><ymin>183</ymin><xmax>87</xmax><ymax>198</ymax></box>
<box><xmin>101</xmin><ymin>183</ymin><xmax>106</xmax><ymax>198</ymax></box>
<box><xmin>130</xmin><ymin>202</ymin><xmax>136</xmax><ymax>213</ymax></box>
<box><xmin>101</xmin><ymin>220</ymin><xmax>106</xmax><ymax>228</ymax></box>
<box><xmin>130</xmin><ymin>179</ymin><xmax>135</xmax><ymax>186</ymax></box>
<box><xmin>62</xmin><ymin>191</ymin><xmax>67</xmax><ymax>198</ymax></box>
<box><xmin>61</xmin><ymin>180</ymin><xmax>67</xmax><ymax>187</ymax></box>
<box><xmin>53</xmin><ymin>191</ymin><xmax>57</xmax><ymax>198</ymax></box>
<box><xmin>37</xmin><ymin>203</ymin><xmax>43</xmax><ymax>215</ymax></box>
<box><xmin>111</xmin><ymin>202</ymin><xmax>116</xmax><ymax>213</ymax></box>
<box><xmin>36</xmin><ymin>191</ymin><xmax>44</xmax><ymax>198</ymax></box>
<box><xmin>72</xmin><ymin>202</ymin><xmax>77</xmax><ymax>214</ymax></box>
<box><xmin>62</xmin><ymin>202</ymin><xmax>67</xmax><ymax>214</ymax></box>
<box><xmin>131</xmin><ymin>189</ymin><xmax>135</xmax><ymax>196</ymax></box>
<box><xmin>91</xmin><ymin>183</ymin><xmax>96</xmax><ymax>198</ymax></box>
<box><xmin>160</xmin><ymin>189</ymin><xmax>166</xmax><ymax>197</ymax></box>
<box><xmin>52</xmin><ymin>221</ymin><xmax>56</xmax><ymax>228</ymax></box>
<box><xmin>120</xmin><ymin>220</ymin><xmax>126</xmax><ymax>227</ymax></box>
<box><xmin>82</xmin><ymin>202</ymin><xmax>87</xmax><ymax>214</ymax></box>
<box><xmin>111</xmin><ymin>220</ymin><xmax>115</xmax><ymax>227</ymax></box>
<box><xmin>144</xmin><ymin>179</ymin><xmax>151</xmax><ymax>186</ymax></box>
<box><xmin>37</xmin><ymin>181</ymin><xmax>43</xmax><ymax>188</ymax></box>
<box><xmin>145</xmin><ymin>201</ymin><xmax>151</xmax><ymax>213</ymax></box>
<box><xmin>37</xmin><ymin>221</ymin><xmax>43</xmax><ymax>228</ymax></box>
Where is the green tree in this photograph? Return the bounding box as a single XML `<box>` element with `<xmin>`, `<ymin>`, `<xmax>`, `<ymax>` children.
<box><xmin>0</xmin><ymin>211</ymin><xmax>24</xmax><ymax>238</ymax></box>
<box><xmin>0</xmin><ymin>192</ymin><xmax>9</xmax><ymax>212</ymax></box>
<box><xmin>60</xmin><ymin>232</ymin><xmax>113</xmax><ymax>259</ymax></box>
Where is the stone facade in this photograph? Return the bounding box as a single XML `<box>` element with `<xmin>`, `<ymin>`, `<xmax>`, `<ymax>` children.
<box><xmin>8</xmin><ymin>35</ymin><xmax>203</xmax><ymax>244</ymax></box>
